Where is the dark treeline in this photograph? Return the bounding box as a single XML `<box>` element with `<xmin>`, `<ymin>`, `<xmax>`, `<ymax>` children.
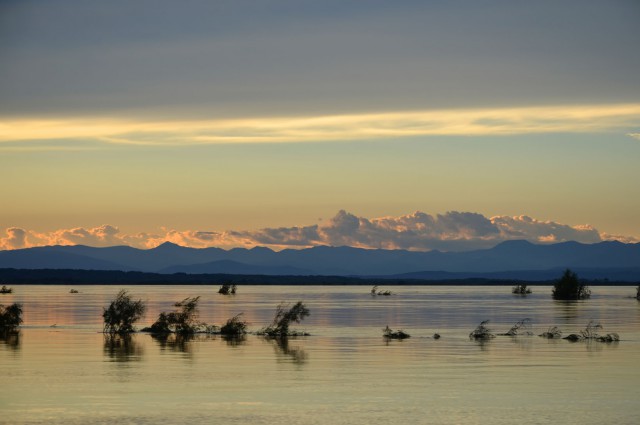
<box><xmin>1</xmin><ymin>268</ymin><xmax>636</xmax><ymax>286</ymax></box>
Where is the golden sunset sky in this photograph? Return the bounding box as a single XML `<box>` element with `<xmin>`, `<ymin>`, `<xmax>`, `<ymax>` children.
<box><xmin>1</xmin><ymin>0</ymin><xmax>639</xmax><ymax>250</ymax></box>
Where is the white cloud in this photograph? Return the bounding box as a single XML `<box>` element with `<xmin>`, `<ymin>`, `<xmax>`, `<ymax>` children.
<box><xmin>2</xmin><ymin>210</ymin><xmax>636</xmax><ymax>252</ymax></box>
<box><xmin>627</xmin><ymin>133</ymin><xmax>640</xmax><ymax>141</ymax></box>
<box><xmin>1</xmin><ymin>104</ymin><xmax>639</xmax><ymax>149</ymax></box>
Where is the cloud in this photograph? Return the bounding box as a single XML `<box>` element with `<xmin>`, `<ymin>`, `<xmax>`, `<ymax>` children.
<box><xmin>1</xmin><ymin>210</ymin><xmax>636</xmax><ymax>252</ymax></box>
<box><xmin>627</xmin><ymin>133</ymin><xmax>640</xmax><ymax>141</ymax></box>
<box><xmin>1</xmin><ymin>103</ymin><xmax>639</xmax><ymax>149</ymax></box>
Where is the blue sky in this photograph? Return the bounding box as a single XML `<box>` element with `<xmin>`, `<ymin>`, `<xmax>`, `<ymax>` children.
<box><xmin>1</xmin><ymin>0</ymin><xmax>639</xmax><ymax>250</ymax></box>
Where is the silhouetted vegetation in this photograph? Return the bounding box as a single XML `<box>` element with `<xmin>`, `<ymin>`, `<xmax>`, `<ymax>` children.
<box><xmin>498</xmin><ymin>318</ymin><xmax>533</xmax><ymax>336</ymax></box>
<box><xmin>370</xmin><ymin>285</ymin><xmax>392</xmax><ymax>296</ymax></box>
<box><xmin>539</xmin><ymin>326</ymin><xmax>562</xmax><ymax>338</ymax></box>
<box><xmin>218</xmin><ymin>283</ymin><xmax>237</xmax><ymax>295</ymax></box>
<box><xmin>102</xmin><ymin>290</ymin><xmax>146</xmax><ymax>334</ymax></box>
<box><xmin>563</xmin><ymin>320</ymin><xmax>619</xmax><ymax>342</ymax></box>
<box><xmin>258</xmin><ymin>301</ymin><xmax>310</xmax><ymax>337</ymax></box>
<box><xmin>636</xmin><ymin>285</ymin><xmax>640</xmax><ymax>300</ymax></box>
<box><xmin>220</xmin><ymin>313</ymin><xmax>248</xmax><ymax>336</ymax></box>
<box><xmin>469</xmin><ymin>320</ymin><xmax>495</xmax><ymax>340</ymax></box>
<box><xmin>552</xmin><ymin>269</ymin><xmax>590</xmax><ymax>300</ymax></box>
<box><xmin>0</xmin><ymin>285</ymin><xmax>12</xmax><ymax>294</ymax></box>
<box><xmin>144</xmin><ymin>296</ymin><xmax>213</xmax><ymax>335</ymax></box>
<box><xmin>0</xmin><ymin>303</ymin><xmax>23</xmax><ymax>331</ymax></box>
<box><xmin>383</xmin><ymin>325</ymin><xmax>410</xmax><ymax>339</ymax></box>
<box><xmin>512</xmin><ymin>283</ymin><xmax>531</xmax><ymax>295</ymax></box>
<box><xmin>69</xmin><ymin>289</ymin><xmax>79</xmax><ymax>293</ymax></box>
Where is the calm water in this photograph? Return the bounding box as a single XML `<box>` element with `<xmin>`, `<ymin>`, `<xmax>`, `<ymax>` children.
<box><xmin>1</xmin><ymin>285</ymin><xmax>639</xmax><ymax>424</ymax></box>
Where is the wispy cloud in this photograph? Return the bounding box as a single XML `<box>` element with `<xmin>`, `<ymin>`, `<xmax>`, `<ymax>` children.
<box><xmin>627</xmin><ymin>133</ymin><xmax>640</xmax><ymax>141</ymax></box>
<box><xmin>2</xmin><ymin>210</ymin><xmax>635</xmax><ymax>252</ymax></box>
<box><xmin>1</xmin><ymin>104</ymin><xmax>639</xmax><ymax>149</ymax></box>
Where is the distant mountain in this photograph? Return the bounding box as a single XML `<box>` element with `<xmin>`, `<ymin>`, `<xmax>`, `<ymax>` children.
<box><xmin>1</xmin><ymin>240</ymin><xmax>639</xmax><ymax>281</ymax></box>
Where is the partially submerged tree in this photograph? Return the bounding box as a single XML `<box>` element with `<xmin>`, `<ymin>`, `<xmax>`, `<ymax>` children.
<box><xmin>220</xmin><ymin>313</ymin><xmax>248</xmax><ymax>336</ymax></box>
<box><xmin>218</xmin><ymin>283</ymin><xmax>237</xmax><ymax>295</ymax></box>
<box><xmin>102</xmin><ymin>290</ymin><xmax>146</xmax><ymax>334</ymax></box>
<box><xmin>0</xmin><ymin>303</ymin><xmax>23</xmax><ymax>331</ymax></box>
<box><xmin>512</xmin><ymin>283</ymin><xmax>532</xmax><ymax>295</ymax></box>
<box><xmin>383</xmin><ymin>325</ymin><xmax>410</xmax><ymax>339</ymax></box>
<box><xmin>144</xmin><ymin>296</ymin><xmax>210</xmax><ymax>335</ymax></box>
<box><xmin>469</xmin><ymin>320</ymin><xmax>495</xmax><ymax>340</ymax></box>
<box><xmin>552</xmin><ymin>269</ymin><xmax>590</xmax><ymax>300</ymax></box>
<box><xmin>259</xmin><ymin>301</ymin><xmax>310</xmax><ymax>337</ymax></box>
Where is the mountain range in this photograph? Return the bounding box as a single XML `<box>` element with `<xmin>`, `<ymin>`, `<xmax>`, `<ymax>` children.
<box><xmin>0</xmin><ymin>240</ymin><xmax>639</xmax><ymax>281</ymax></box>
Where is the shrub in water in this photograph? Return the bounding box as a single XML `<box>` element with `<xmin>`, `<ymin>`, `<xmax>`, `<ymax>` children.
<box><xmin>220</xmin><ymin>313</ymin><xmax>248</xmax><ymax>336</ymax></box>
<box><xmin>102</xmin><ymin>290</ymin><xmax>146</xmax><ymax>334</ymax></box>
<box><xmin>383</xmin><ymin>325</ymin><xmax>410</xmax><ymax>339</ymax></box>
<box><xmin>512</xmin><ymin>283</ymin><xmax>532</xmax><ymax>295</ymax></box>
<box><xmin>218</xmin><ymin>283</ymin><xmax>237</xmax><ymax>295</ymax></box>
<box><xmin>145</xmin><ymin>296</ymin><xmax>206</xmax><ymax>335</ymax></box>
<box><xmin>0</xmin><ymin>303</ymin><xmax>23</xmax><ymax>330</ymax></box>
<box><xmin>499</xmin><ymin>318</ymin><xmax>533</xmax><ymax>336</ymax></box>
<box><xmin>469</xmin><ymin>320</ymin><xmax>495</xmax><ymax>340</ymax></box>
<box><xmin>259</xmin><ymin>301</ymin><xmax>310</xmax><ymax>337</ymax></box>
<box><xmin>539</xmin><ymin>326</ymin><xmax>562</xmax><ymax>338</ymax></box>
<box><xmin>552</xmin><ymin>269</ymin><xmax>590</xmax><ymax>300</ymax></box>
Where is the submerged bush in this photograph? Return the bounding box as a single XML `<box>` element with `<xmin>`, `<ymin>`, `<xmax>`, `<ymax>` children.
<box><xmin>552</xmin><ymin>269</ymin><xmax>590</xmax><ymax>300</ymax></box>
<box><xmin>102</xmin><ymin>290</ymin><xmax>146</xmax><ymax>334</ymax></box>
<box><xmin>499</xmin><ymin>318</ymin><xmax>533</xmax><ymax>336</ymax></box>
<box><xmin>563</xmin><ymin>320</ymin><xmax>620</xmax><ymax>343</ymax></box>
<box><xmin>220</xmin><ymin>313</ymin><xmax>248</xmax><ymax>336</ymax></box>
<box><xmin>0</xmin><ymin>285</ymin><xmax>13</xmax><ymax>294</ymax></box>
<box><xmin>259</xmin><ymin>301</ymin><xmax>310</xmax><ymax>337</ymax></box>
<box><xmin>383</xmin><ymin>326</ymin><xmax>410</xmax><ymax>339</ymax></box>
<box><xmin>144</xmin><ymin>296</ymin><xmax>208</xmax><ymax>335</ymax></box>
<box><xmin>539</xmin><ymin>326</ymin><xmax>562</xmax><ymax>338</ymax></box>
<box><xmin>371</xmin><ymin>285</ymin><xmax>392</xmax><ymax>296</ymax></box>
<box><xmin>512</xmin><ymin>283</ymin><xmax>532</xmax><ymax>295</ymax></box>
<box><xmin>0</xmin><ymin>303</ymin><xmax>23</xmax><ymax>330</ymax></box>
<box><xmin>469</xmin><ymin>320</ymin><xmax>495</xmax><ymax>340</ymax></box>
<box><xmin>218</xmin><ymin>283</ymin><xmax>237</xmax><ymax>295</ymax></box>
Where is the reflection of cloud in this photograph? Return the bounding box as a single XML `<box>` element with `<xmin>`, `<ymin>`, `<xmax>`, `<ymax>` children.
<box><xmin>1</xmin><ymin>103</ymin><xmax>639</xmax><ymax>148</ymax></box>
<box><xmin>1</xmin><ymin>210</ymin><xmax>636</xmax><ymax>252</ymax></box>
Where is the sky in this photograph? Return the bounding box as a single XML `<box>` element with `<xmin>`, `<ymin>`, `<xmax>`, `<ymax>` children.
<box><xmin>1</xmin><ymin>0</ymin><xmax>639</xmax><ymax>251</ymax></box>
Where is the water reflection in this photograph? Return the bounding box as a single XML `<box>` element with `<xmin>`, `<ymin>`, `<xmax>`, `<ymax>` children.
<box><xmin>267</xmin><ymin>337</ymin><xmax>308</xmax><ymax>365</ymax></box>
<box><xmin>222</xmin><ymin>334</ymin><xmax>247</xmax><ymax>347</ymax></box>
<box><xmin>103</xmin><ymin>334</ymin><xmax>143</xmax><ymax>362</ymax></box>
<box><xmin>553</xmin><ymin>300</ymin><xmax>580</xmax><ymax>321</ymax></box>
<box><xmin>0</xmin><ymin>330</ymin><xmax>20</xmax><ymax>351</ymax></box>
